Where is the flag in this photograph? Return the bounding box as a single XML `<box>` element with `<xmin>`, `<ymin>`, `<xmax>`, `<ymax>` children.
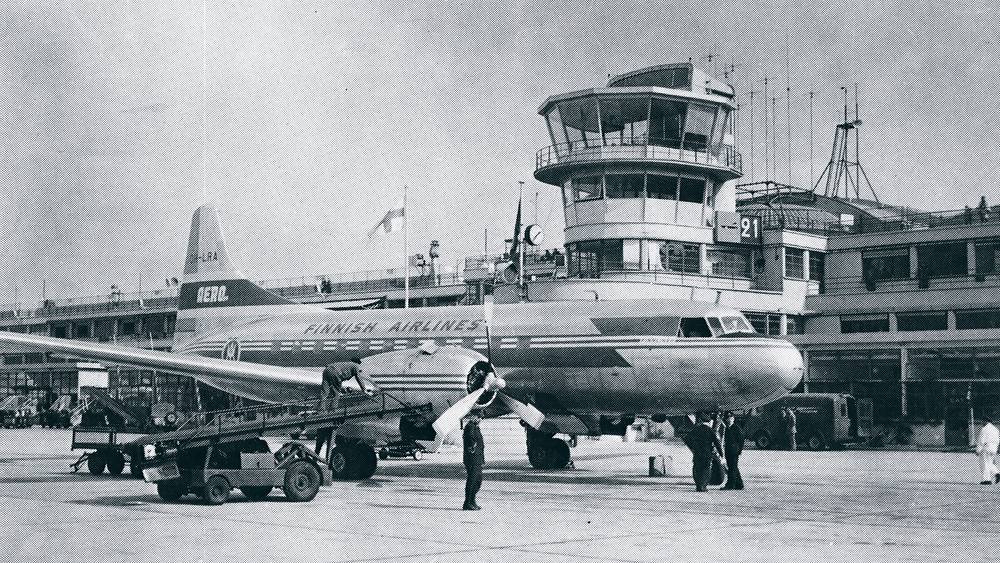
<box><xmin>368</xmin><ymin>199</ymin><xmax>405</xmax><ymax>237</ymax></box>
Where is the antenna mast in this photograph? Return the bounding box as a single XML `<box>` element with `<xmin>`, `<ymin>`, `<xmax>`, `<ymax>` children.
<box><xmin>812</xmin><ymin>84</ymin><xmax>879</xmax><ymax>202</ymax></box>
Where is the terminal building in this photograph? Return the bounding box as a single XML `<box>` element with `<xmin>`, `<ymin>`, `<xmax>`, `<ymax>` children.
<box><xmin>2</xmin><ymin>63</ymin><xmax>998</xmax><ymax>446</ymax></box>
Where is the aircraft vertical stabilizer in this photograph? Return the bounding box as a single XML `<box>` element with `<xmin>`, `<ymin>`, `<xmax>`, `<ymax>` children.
<box><xmin>173</xmin><ymin>205</ymin><xmax>302</xmax><ymax>349</ymax></box>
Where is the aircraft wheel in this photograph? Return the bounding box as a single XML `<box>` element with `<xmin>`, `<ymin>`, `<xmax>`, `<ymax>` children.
<box><xmin>552</xmin><ymin>439</ymin><xmax>571</xmax><ymax>469</ymax></box>
<box><xmin>106</xmin><ymin>452</ymin><xmax>126</xmax><ymax>476</ymax></box>
<box><xmin>283</xmin><ymin>461</ymin><xmax>321</xmax><ymax>502</ymax></box>
<box><xmin>87</xmin><ymin>453</ymin><xmax>106</xmax><ymax>475</ymax></box>
<box><xmin>240</xmin><ymin>486</ymin><xmax>272</xmax><ymax>500</ymax></box>
<box><xmin>330</xmin><ymin>443</ymin><xmax>377</xmax><ymax>480</ymax></box>
<box><xmin>412</xmin><ymin>449</ymin><xmax>422</xmax><ymax>461</ymax></box>
<box><xmin>202</xmin><ymin>475</ymin><xmax>231</xmax><ymax>505</ymax></box>
<box><xmin>355</xmin><ymin>444</ymin><xmax>377</xmax><ymax>479</ymax></box>
<box><xmin>753</xmin><ymin>432</ymin><xmax>772</xmax><ymax>450</ymax></box>
<box><xmin>156</xmin><ymin>480</ymin><xmax>185</xmax><ymax>501</ymax></box>
<box><xmin>807</xmin><ymin>433</ymin><xmax>827</xmax><ymax>451</ymax></box>
<box><xmin>528</xmin><ymin>440</ymin><xmax>558</xmax><ymax>470</ymax></box>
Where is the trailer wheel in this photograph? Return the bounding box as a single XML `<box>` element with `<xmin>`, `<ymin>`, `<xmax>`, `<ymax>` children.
<box><xmin>240</xmin><ymin>486</ymin><xmax>272</xmax><ymax>501</ymax></box>
<box><xmin>283</xmin><ymin>461</ymin><xmax>321</xmax><ymax>502</ymax></box>
<box><xmin>157</xmin><ymin>480</ymin><xmax>185</xmax><ymax>501</ymax></box>
<box><xmin>412</xmin><ymin>449</ymin><xmax>422</xmax><ymax>461</ymax></box>
<box><xmin>106</xmin><ymin>452</ymin><xmax>126</xmax><ymax>476</ymax></box>
<box><xmin>87</xmin><ymin>453</ymin><xmax>106</xmax><ymax>475</ymax></box>
<box><xmin>202</xmin><ymin>475</ymin><xmax>231</xmax><ymax>505</ymax></box>
<box><xmin>753</xmin><ymin>432</ymin><xmax>772</xmax><ymax>450</ymax></box>
<box><xmin>807</xmin><ymin>433</ymin><xmax>827</xmax><ymax>451</ymax></box>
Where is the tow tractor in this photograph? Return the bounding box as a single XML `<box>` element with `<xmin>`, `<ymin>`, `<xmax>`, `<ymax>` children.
<box><xmin>131</xmin><ymin>391</ymin><xmax>431</xmax><ymax>504</ymax></box>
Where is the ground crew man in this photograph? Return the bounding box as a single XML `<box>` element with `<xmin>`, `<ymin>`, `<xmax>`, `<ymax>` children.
<box><xmin>975</xmin><ymin>416</ymin><xmax>999</xmax><ymax>485</ymax></box>
<box><xmin>683</xmin><ymin>412</ymin><xmax>724</xmax><ymax>492</ymax></box>
<box><xmin>462</xmin><ymin>411</ymin><xmax>485</xmax><ymax>510</ymax></box>
<box><xmin>315</xmin><ymin>358</ymin><xmax>363</xmax><ymax>457</ymax></box>
<box><xmin>783</xmin><ymin>407</ymin><xmax>798</xmax><ymax>451</ymax></box>
<box><xmin>721</xmin><ymin>411</ymin><xmax>745</xmax><ymax>490</ymax></box>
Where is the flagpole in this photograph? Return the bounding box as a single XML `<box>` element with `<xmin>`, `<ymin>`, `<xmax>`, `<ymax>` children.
<box><xmin>403</xmin><ymin>185</ymin><xmax>409</xmax><ymax>309</ymax></box>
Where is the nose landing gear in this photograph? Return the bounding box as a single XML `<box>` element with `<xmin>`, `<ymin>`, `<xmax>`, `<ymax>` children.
<box><xmin>525</xmin><ymin>427</ymin><xmax>571</xmax><ymax>470</ymax></box>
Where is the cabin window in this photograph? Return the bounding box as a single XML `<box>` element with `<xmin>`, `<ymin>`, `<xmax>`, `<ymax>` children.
<box><xmin>706</xmin><ymin>316</ymin><xmax>724</xmax><ymax>335</ymax></box>
<box><xmin>679</xmin><ymin>317</ymin><xmax>712</xmax><ymax>338</ymax></box>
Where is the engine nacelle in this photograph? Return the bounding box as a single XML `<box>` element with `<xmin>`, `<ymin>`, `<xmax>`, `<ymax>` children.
<box><xmin>360</xmin><ymin>344</ymin><xmax>493</xmax><ymax>418</ymax></box>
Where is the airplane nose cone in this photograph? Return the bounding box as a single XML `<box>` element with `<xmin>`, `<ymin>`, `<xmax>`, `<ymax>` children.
<box><xmin>777</xmin><ymin>344</ymin><xmax>805</xmax><ymax>391</ymax></box>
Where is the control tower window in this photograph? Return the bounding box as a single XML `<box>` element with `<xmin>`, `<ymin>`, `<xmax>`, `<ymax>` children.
<box><xmin>599</xmin><ymin>97</ymin><xmax>649</xmax><ymax>145</ymax></box>
<box><xmin>572</xmin><ymin>176</ymin><xmax>602</xmax><ymax>202</ymax></box>
<box><xmin>647</xmin><ymin>175</ymin><xmax>678</xmax><ymax>200</ymax></box>
<box><xmin>784</xmin><ymin>248</ymin><xmax>805</xmax><ymax>279</ymax></box>
<box><xmin>659</xmin><ymin>242</ymin><xmax>700</xmax><ymax>273</ymax></box>
<box><xmin>679</xmin><ymin>317</ymin><xmax>712</xmax><ymax>338</ymax></box>
<box><xmin>678</xmin><ymin>177</ymin><xmax>705</xmax><ymax>203</ymax></box>
<box><xmin>606</xmin><ymin>174</ymin><xmax>644</xmax><ymax>198</ymax></box>
<box><xmin>683</xmin><ymin>103</ymin><xmax>715</xmax><ymax>151</ymax></box>
<box><xmin>556</xmin><ymin>98</ymin><xmax>601</xmax><ymax>148</ymax></box>
<box><xmin>649</xmin><ymin>99</ymin><xmax>685</xmax><ymax>148</ymax></box>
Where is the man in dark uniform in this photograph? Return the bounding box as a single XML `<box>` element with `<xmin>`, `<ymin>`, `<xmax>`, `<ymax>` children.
<box><xmin>683</xmin><ymin>412</ymin><xmax>724</xmax><ymax>492</ymax></box>
<box><xmin>721</xmin><ymin>411</ymin><xmax>745</xmax><ymax>490</ymax></box>
<box><xmin>462</xmin><ymin>411</ymin><xmax>485</xmax><ymax>510</ymax></box>
<box><xmin>315</xmin><ymin>358</ymin><xmax>363</xmax><ymax>457</ymax></box>
<box><xmin>784</xmin><ymin>407</ymin><xmax>798</xmax><ymax>451</ymax></box>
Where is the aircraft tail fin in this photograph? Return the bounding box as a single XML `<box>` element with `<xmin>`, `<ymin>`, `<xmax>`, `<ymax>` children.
<box><xmin>174</xmin><ymin>205</ymin><xmax>298</xmax><ymax>348</ymax></box>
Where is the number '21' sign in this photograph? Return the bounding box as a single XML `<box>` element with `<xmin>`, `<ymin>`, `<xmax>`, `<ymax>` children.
<box><xmin>740</xmin><ymin>215</ymin><xmax>761</xmax><ymax>243</ymax></box>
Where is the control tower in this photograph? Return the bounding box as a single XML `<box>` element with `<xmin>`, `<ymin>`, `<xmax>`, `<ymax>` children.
<box><xmin>530</xmin><ymin>63</ymin><xmax>758</xmax><ymax>301</ymax></box>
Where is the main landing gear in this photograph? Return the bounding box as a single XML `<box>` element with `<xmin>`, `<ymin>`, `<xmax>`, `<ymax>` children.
<box><xmin>328</xmin><ymin>437</ymin><xmax>378</xmax><ymax>480</ymax></box>
<box><xmin>525</xmin><ymin>426</ymin><xmax>571</xmax><ymax>470</ymax></box>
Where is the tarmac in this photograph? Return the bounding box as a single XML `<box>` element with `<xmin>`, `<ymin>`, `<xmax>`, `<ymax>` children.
<box><xmin>1</xmin><ymin>420</ymin><xmax>998</xmax><ymax>562</ymax></box>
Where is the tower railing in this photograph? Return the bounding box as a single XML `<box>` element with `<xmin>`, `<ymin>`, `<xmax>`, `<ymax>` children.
<box><xmin>536</xmin><ymin>135</ymin><xmax>742</xmax><ymax>174</ymax></box>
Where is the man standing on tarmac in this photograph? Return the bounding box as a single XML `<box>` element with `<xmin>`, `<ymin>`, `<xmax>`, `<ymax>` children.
<box><xmin>315</xmin><ymin>358</ymin><xmax>364</xmax><ymax>458</ymax></box>
<box><xmin>684</xmin><ymin>412</ymin><xmax>724</xmax><ymax>492</ymax></box>
<box><xmin>463</xmin><ymin>411</ymin><xmax>485</xmax><ymax>510</ymax></box>
<box><xmin>721</xmin><ymin>411</ymin><xmax>745</xmax><ymax>490</ymax></box>
<box><xmin>975</xmin><ymin>416</ymin><xmax>999</xmax><ymax>485</ymax></box>
<box><xmin>783</xmin><ymin>407</ymin><xmax>798</xmax><ymax>451</ymax></box>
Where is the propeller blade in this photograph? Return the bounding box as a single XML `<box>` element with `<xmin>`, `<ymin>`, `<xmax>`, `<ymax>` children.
<box><xmin>431</xmin><ymin>387</ymin><xmax>487</xmax><ymax>439</ymax></box>
<box><xmin>497</xmin><ymin>393</ymin><xmax>545</xmax><ymax>430</ymax></box>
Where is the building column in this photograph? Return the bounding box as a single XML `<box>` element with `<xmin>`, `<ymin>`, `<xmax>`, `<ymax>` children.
<box><xmin>900</xmin><ymin>346</ymin><xmax>908</xmax><ymax>416</ymax></box>
<box><xmin>909</xmin><ymin>246</ymin><xmax>919</xmax><ymax>278</ymax></box>
<box><xmin>967</xmin><ymin>241</ymin><xmax>977</xmax><ymax>275</ymax></box>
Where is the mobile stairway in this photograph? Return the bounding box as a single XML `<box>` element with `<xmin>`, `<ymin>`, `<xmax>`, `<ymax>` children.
<box><xmin>127</xmin><ymin>390</ymin><xmax>432</xmax><ymax>505</ymax></box>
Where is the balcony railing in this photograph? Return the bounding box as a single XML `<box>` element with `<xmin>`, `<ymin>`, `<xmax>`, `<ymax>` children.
<box><xmin>536</xmin><ymin>136</ymin><xmax>742</xmax><ymax>174</ymax></box>
<box><xmin>819</xmin><ymin>272</ymin><xmax>1000</xmax><ymax>295</ymax></box>
<box><xmin>756</xmin><ymin>205</ymin><xmax>1000</xmax><ymax>237</ymax></box>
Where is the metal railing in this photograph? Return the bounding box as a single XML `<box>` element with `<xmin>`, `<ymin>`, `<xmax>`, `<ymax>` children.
<box><xmin>820</xmin><ymin>272</ymin><xmax>1000</xmax><ymax>295</ymax></box>
<box><xmin>565</xmin><ymin>259</ymin><xmax>762</xmax><ymax>290</ymax></box>
<box><xmin>536</xmin><ymin>136</ymin><xmax>742</xmax><ymax>174</ymax></box>
<box><xmin>756</xmin><ymin>205</ymin><xmax>1000</xmax><ymax>237</ymax></box>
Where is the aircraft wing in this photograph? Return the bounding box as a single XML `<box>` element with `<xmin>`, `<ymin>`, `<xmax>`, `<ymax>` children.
<box><xmin>0</xmin><ymin>331</ymin><xmax>319</xmax><ymax>391</ymax></box>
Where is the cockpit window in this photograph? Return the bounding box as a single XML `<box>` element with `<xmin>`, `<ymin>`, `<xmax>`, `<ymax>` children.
<box><xmin>679</xmin><ymin>317</ymin><xmax>712</xmax><ymax>338</ymax></box>
<box><xmin>706</xmin><ymin>316</ymin><xmax>724</xmax><ymax>336</ymax></box>
<box><xmin>721</xmin><ymin>315</ymin><xmax>753</xmax><ymax>333</ymax></box>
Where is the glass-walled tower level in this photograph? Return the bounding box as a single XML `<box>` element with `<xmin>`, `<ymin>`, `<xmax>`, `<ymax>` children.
<box><xmin>534</xmin><ymin>63</ymin><xmax>745</xmax><ymax>278</ymax></box>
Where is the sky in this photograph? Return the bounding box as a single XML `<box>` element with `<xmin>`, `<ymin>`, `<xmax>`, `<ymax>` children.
<box><xmin>1</xmin><ymin>0</ymin><xmax>999</xmax><ymax>304</ymax></box>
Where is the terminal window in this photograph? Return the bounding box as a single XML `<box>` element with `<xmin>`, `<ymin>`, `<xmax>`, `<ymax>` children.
<box><xmin>862</xmin><ymin>248</ymin><xmax>910</xmax><ymax>281</ymax></box>
<box><xmin>784</xmin><ymin>248</ymin><xmax>805</xmax><ymax>279</ymax></box>
<box><xmin>678</xmin><ymin>177</ymin><xmax>705</xmax><ymax>203</ymax></box>
<box><xmin>605</xmin><ymin>174</ymin><xmax>644</xmax><ymax>198</ymax></box>
<box><xmin>916</xmin><ymin>242</ymin><xmax>967</xmax><ymax>278</ymax></box>
<box><xmin>975</xmin><ymin>240</ymin><xmax>1000</xmax><ymax>274</ymax></box>
<box><xmin>897</xmin><ymin>312</ymin><xmax>948</xmax><ymax>331</ymax></box>
<box><xmin>659</xmin><ymin>242</ymin><xmax>700</xmax><ymax>273</ymax></box>
<box><xmin>955</xmin><ymin>309</ymin><xmax>1000</xmax><ymax>330</ymax></box>
<box><xmin>841</xmin><ymin>314</ymin><xmax>890</xmax><ymax>333</ymax></box>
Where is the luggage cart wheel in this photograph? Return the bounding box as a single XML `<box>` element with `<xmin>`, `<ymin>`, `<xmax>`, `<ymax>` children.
<box><xmin>202</xmin><ymin>475</ymin><xmax>231</xmax><ymax>505</ymax></box>
<box><xmin>87</xmin><ymin>453</ymin><xmax>106</xmax><ymax>475</ymax></box>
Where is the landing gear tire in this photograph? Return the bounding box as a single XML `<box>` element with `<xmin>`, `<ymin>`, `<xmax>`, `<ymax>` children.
<box><xmin>330</xmin><ymin>442</ymin><xmax>377</xmax><ymax>480</ymax></box>
<box><xmin>283</xmin><ymin>461</ymin><xmax>321</xmax><ymax>502</ymax></box>
<box><xmin>106</xmin><ymin>451</ymin><xmax>126</xmax><ymax>476</ymax></box>
<box><xmin>157</xmin><ymin>480</ymin><xmax>185</xmax><ymax>502</ymax></box>
<box><xmin>528</xmin><ymin>437</ymin><xmax>570</xmax><ymax>470</ymax></box>
<box><xmin>202</xmin><ymin>475</ymin><xmax>231</xmax><ymax>505</ymax></box>
<box><xmin>807</xmin><ymin>433</ymin><xmax>826</xmax><ymax>451</ymax></box>
<box><xmin>753</xmin><ymin>432</ymin><xmax>772</xmax><ymax>450</ymax></box>
<box><xmin>240</xmin><ymin>486</ymin><xmax>272</xmax><ymax>500</ymax></box>
<box><xmin>87</xmin><ymin>453</ymin><xmax>106</xmax><ymax>475</ymax></box>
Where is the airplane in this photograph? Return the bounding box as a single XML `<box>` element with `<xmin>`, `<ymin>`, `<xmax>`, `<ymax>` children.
<box><xmin>0</xmin><ymin>205</ymin><xmax>803</xmax><ymax>478</ymax></box>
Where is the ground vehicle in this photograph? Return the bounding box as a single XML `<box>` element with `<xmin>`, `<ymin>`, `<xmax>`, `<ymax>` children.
<box><xmin>378</xmin><ymin>441</ymin><xmax>426</xmax><ymax>461</ymax></box>
<box><xmin>71</xmin><ymin>426</ymin><xmax>147</xmax><ymax>477</ymax></box>
<box><xmin>742</xmin><ymin>393</ymin><xmax>873</xmax><ymax>450</ymax></box>
<box><xmin>143</xmin><ymin>439</ymin><xmax>332</xmax><ymax>505</ymax></box>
